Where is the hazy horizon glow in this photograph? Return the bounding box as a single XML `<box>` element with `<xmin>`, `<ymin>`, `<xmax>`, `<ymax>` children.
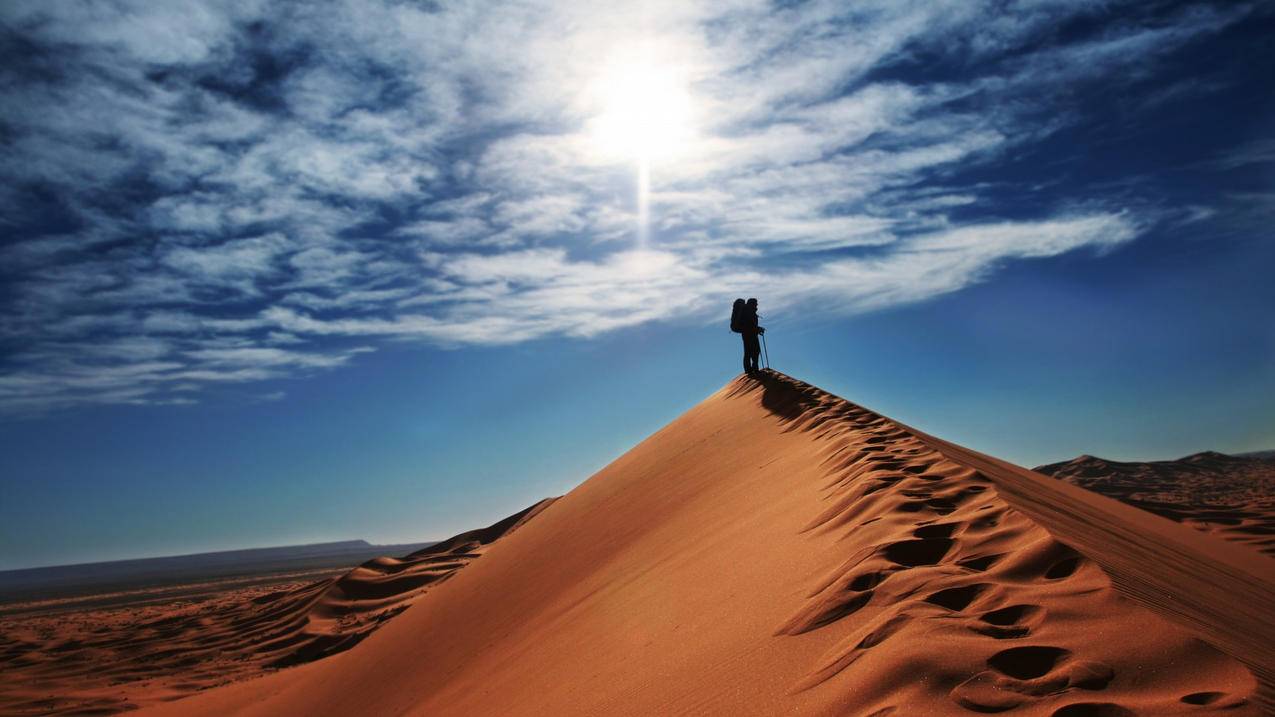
<box><xmin>1</xmin><ymin>1</ymin><xmax>1272</xmax><ymax>570</ymax></box>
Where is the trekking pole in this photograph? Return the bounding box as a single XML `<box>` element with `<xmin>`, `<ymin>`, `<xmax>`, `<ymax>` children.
<box><xmin>761</xmin><ymin>333</ymin><xmax>771</xmax><ymax>369</ymax></box>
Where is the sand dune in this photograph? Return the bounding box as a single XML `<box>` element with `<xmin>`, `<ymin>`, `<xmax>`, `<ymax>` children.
<box><xmin>138</xmin><ymin>372</ymin><xmax>1272</xmax><ymax>716</ymax></box>
<box><xmin>0</xmin><ymin>499</ymin><xmax>553</xmax><ymax>715</ymax></box>
<box><xmin>1035</xmin><ymin>452</ymin><xmax>1275</xmax><ymax>557</ymax></box>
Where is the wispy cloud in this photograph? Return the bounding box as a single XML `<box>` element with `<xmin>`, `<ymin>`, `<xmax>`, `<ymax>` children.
<box><xmin>0</xmin><ymin>0</ymin><xmax>1254</xmax><ymax>412</ymax></box>
<box><xmin>1210</xmin><ymin>138</ymin><xmax>1275</xmax><ymax>171</ymax></box>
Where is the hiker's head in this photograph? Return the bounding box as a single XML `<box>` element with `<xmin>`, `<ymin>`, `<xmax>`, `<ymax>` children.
<box><xmin>746</xmin><ymin>298</ymin><xmax>758</xmax><ymax>308</ymax></box>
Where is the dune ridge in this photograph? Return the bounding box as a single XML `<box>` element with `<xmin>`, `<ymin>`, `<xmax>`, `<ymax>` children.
<box><xmin>739</xmin><ymin>375</ymin><xmax>1264</xmax><ymax>714</ymax></box>
<box><xmin>264</xmin><ymin>496</ymin><xmax>557</xmax><ymax>668</ymax></box>
<box><xmin>139</xmin><ymin>371</ymin><xmax>1271</xmax><ymax>716</ymax></box>
<box><xmin>0</xmin><ymin>499</ymin><xmax>554</xmax><ymax>715</ymax></box>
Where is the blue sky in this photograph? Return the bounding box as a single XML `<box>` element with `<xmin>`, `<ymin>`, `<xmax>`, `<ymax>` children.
<box><xmin>1</xmin><ymin>1</ymin><xmax>1272</xmax><ymax>570</ymax></box>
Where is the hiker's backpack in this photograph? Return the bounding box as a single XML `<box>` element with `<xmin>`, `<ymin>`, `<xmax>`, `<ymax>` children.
<box><xmin>729</xmin><ymin>298</ymin><xmax>746</xmax><ymax>333</ymax></box>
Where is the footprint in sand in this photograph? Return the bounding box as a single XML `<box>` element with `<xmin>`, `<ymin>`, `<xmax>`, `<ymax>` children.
<box><xmin>883</xmin><ymin>538</ymin><xmax>954</xmax><ymax>567</ymax></box>
<box><xmin>924</xmin><ymin>583</ymin><xmax>990</xmax><ymax>611</ymax></box>
<box><xmin>1045</xmin><ymin>555</ymin><xmax>1083</xmax><ymax>579</ymax></box>
<box><xmin>958</xmin><ymin>553</ymin><xmax>1005</xmax><ymax>572</ymax></box>
<box><xmin>972</xmin><ymin>604</ymin><xmax>1044</xmax><ymax>639</ymax></box>
<box><xmin>950</xmin><ymin>646</ymin><xmax>1116</xmax><ymax>712</ymax></box>
<box><xmin>1179</xmin><ymin>691</ymin><xmax>1248</xmax><ymax>709</ymax></box>
<box><xmin>1050</xmin><ymin>704</ymin><xmax>1134</xmax><ymax>717</ymax></box>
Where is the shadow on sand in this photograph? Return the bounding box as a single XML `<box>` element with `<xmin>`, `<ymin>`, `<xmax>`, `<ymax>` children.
<box><xmin>727</xmin><ymin>370</ymin><xmax>824</xmax><ymax>425</ymax></box>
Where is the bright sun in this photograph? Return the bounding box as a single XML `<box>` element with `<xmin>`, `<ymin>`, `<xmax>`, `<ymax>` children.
<box><xmin>588</xmin><ymin>60</ymin><xmax>696</xmax><ymax>165</ymax></box>
<box><xmin>587</xmin><ymin>55</ymin><xmax>698</xmax><ymax>245</ymax></box>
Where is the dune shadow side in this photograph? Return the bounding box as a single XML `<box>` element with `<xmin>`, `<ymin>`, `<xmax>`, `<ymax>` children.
<box><xmin>726</xmin><ymin>370</ymin><xmax>827</xmax><ymax>426</ymax></box>
<box><xmin>760</xmin><ymin>373</ymin><xmax>815</xmax><ymax>423</ymax></box>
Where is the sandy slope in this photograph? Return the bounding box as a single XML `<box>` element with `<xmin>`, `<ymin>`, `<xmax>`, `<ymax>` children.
<box><xmin>0</xmin><ymin>500</ymin><xmax>553</xmax><ymax>715</ymax></box>
<box><xmin>1034</xmin><ymin>452</ymin><xmax>1275</xmax><ymax>557</ymax></box>
<box><xmin>141</xmin><ymin>372</ymin><xmax>1272</xmax><ymax>716</ymax></box>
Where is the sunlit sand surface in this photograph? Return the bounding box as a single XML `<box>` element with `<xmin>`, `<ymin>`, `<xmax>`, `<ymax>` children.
<box><xmin>125</xmin><ymin>372</ymin><xmax>1270</xmax><ymax>716</ymax></box>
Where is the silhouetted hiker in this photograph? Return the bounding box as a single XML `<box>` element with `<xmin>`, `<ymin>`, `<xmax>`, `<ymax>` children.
<box><xmin>729</xmin><ymin>297</ymin><xmax>765</xmax><ymax>375</ymax></box>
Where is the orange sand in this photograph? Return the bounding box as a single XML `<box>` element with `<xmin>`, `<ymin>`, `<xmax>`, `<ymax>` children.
<box><xmin>133</xmin><ymin>372</ymin><xmax>1272</xmax><ymax>716</ymax></box>
<box><xmin>0</xmin><ymin>500</ymin><xmax>552</xmax><ymax>715</ymax></box>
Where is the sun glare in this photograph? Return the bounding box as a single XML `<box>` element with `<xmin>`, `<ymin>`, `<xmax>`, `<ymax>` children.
<box><xmin>589</xmin><ymin>62</ymin><xmax>696</xmax><ymax>165</ymax></box>
<box><xmin>587</xmin><ymin>56</ymin><xmax>698</xmax><ymax>246</ymax></box>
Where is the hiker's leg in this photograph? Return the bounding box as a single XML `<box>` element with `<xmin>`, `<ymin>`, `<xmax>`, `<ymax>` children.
<box><xmin>742</xmin><ymin>334</ymin><xmax>751</xmax><ymax>373</ymax></box>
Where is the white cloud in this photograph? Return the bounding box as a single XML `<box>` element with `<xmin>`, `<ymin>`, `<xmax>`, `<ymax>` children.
<box><xmin>185</xmin><ymin>346</ymin><xmax>362</xmax><ymax>369</ymax></box>
<box><xmin>1212</xmin><ymin>138</ymin><xmax>1275</xmax><ymax>171</ymax></box>
<box><xmin>0</xmin><ymin>0</ymin><xmax>1241</xmax><ymax>412</ymax></box>
<box><xmin>162</xmin><ymin>234</ymin><xmax>290</xmax><ymax>278</ymax></box>
<box><xmin>0</xmin><ymin>0</ymin><xmax>259</xmax><ymax>65</ymax></box>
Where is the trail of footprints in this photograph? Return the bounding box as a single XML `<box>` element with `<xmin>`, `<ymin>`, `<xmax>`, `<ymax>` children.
<box><xmin>738</xmin><ymin>374</ymin><xmax>1250</xmax><ymax>715</ymax></box>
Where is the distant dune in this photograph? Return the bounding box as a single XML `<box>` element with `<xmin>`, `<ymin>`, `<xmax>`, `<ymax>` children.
<box><xmin>1035</xmin><ymin>451</ymin><xmax>1275</xmax><ymax>557</ymax></box>
<box><xmin>0</xmin><ymin>501</ymin><xmax>553</xmax><ymax>715</ymax></box>
<box><xmin>134</xmin><ymin>372</ymin><xmax>1272</xmax><ymax>716</ymax></box>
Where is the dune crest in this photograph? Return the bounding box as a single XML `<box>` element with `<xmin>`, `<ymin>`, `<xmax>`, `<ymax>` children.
<box><xmin>733</xmin><ymin>376</ymin><xmax>1261</xmax><ymax>713</ymax></box>
<box><xmin>0</xmin><ymin>499</ymin><xmax>554</xmax><ymax>715</ymax></box>
<box><xmin>141</xmin><ymin>372</ymin><xmax>1270</xmax><ymax>716</ymax></box>
<box><xmin>281</xmin><ymin>497</ymin><xmax>556</xmax><ymax>666</ymax></box>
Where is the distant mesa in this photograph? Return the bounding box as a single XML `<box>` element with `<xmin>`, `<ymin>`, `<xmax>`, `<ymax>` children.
<box><xmin>0</xmin><ymin>539</ymin><xmax>438</xmax><ymax>609</ymax></box>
